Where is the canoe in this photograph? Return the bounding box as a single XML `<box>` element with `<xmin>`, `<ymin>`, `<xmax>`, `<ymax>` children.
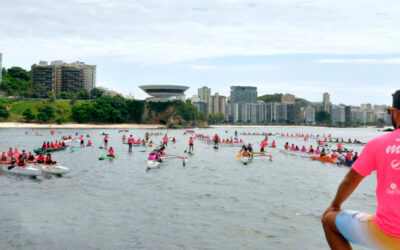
<box><xmin>241</xmin><ymin>156</ymin><xmax>250</xmax><ymax>165</ymax></box>
<box><xmin>1</xmin><ymin>165</ymin><xmax>41</xmax><ymax>177</ymax></box>
<box><xmin>99</xmin><ymin>155</ymin><xmax>118</xmax><ymax>160</ymax></box>
<box><xmin>278</xmin><ymin>148</ymin><xmax>313</xmax><ymax>158</ymax></box>
<box><xmin>40</xmin><ymin>164</ymin><xmax>70</xmax><ymax>174</ymax></box>
<box><xmin>34</xmin><ymin>146</ymin><xmax>67</xmax><ymax>155</ymax></box>
<box><xmin>311</xmin><ymin>156</ymin><xmax>337</xmax><ymax>164</ymax></box>
<box><xmin>146</xmin><ymin>160</ymin><xmax>161</xmax><ymax>169</ymax></box>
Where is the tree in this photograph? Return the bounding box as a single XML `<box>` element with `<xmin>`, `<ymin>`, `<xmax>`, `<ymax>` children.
<box><xmin>316</xmin><ymin>111</ymin><xmax>330</xmax><ymax>124</ymax></box>
<box><xmin>37</xmin><ymin>105</ymin><xmax>55</xmax><ymax>122</ymax></box>
<box><xmin>0</xmin><ymin>105</ymin><xmax>9</xmax><ymax>118</ymax></box>
<box><xmin>48</xmin><ymin>91</ymin><xmax>56</xmax><ymax>101</ymax></box>
<box><xmin>7</xmin><ymin>67</ymin><xmax>30</xmax><ymax>81</ymax></box>
<box><xmin>90</xmin><ymin>88</ymin><xmax>104</xmax><ymax>99</ymax></box>
<box><xmin>23</xmin><ymin>108</ymin><xmax>36</xmax><ymax>121</ymax></box>
<box><xmin>60</xmin><ymin>91</ymin><xmax>70</xmax><ymax>99</ymax></box>
<box><xmin>77</xmin><ymin>89</ymin><xmax>89</xmax><ymax>100</ymax></box>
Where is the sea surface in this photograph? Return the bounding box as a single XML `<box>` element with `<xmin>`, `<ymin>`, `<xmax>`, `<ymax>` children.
<box><xmin>0</xmin><ymin>127</ymin><xmax>382</xmax><ymax>250</ymax></box>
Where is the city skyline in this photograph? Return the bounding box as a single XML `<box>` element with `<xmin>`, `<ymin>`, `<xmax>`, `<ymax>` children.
<box><xmin>1</xmin><ymin>1</ymin><xmax>400</xmax><ymax>105</ymax></box>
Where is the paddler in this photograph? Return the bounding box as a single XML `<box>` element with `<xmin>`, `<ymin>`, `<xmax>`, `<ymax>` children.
<box><xmin>27</xmin><ymin>152</ymin><xmax>35</xmax><ymax>162</ymax></box>
<box><xmin>17</xmin><ymin>154</ymin><xmax>26</xmax><ymax>167</ymax></box>
<box><xmin>1</xmin><ymin>152</ymin><xmax>7</xmax><ymax>162</ymax></box>
<box><xmin>107</xmin><ymin>147</ymin><xmax>115</xmax><ymax>157</ymax></box>
<box><xmin>308</xmin><ymin>145</ymin><xmax>314</xmax><ymax>153</ymax></box>
<box><xmin>172</xmin><ymin>137</ymin><xmax>176</xmax><ymax>143</ymax></box>
<box><xmin>213</xmin><ymin>134</ymin><xmax>219</xmax><ymax>147</ymax></box>
<box><xmin>80</xmin><ymin>135</ymin><xmax>84</xmax><ymax>148</ymax></box>
<box><xmin>240</xmin><ymin>145</ymin><xmax>250</xmax><ymax>157</ymax></box>
<box><xmin>36</xmin><ymin>153</ymin><xmax>45</xmax><ymax>164</ymax></box>
<box><xmin>7</xmin><ymin>147</ymin><xmax>13</xmax><ymax>157</ymax></box>
<box><xmin>284</xmin><ymin>142</ymin><xmax>289</xmax><ymax>150</ymax></box>
<box><xmin>122</xmin><ymin>135</ymin><xmax>126</xmax><ymax>142</ymax></box>
<box><xmin>163</xmin><ymin>135</ymin><xmax>168</xmax><ymax>147</ymax></box>
<box><xmin>189</xmin><ymin>137</ymin><xmax>194</xmax><ymax>152</ymax></box>
<box><xmin>104</xmin><ymin>135</ymin><xmax>109</xmax><ymax>145</ymax></box>
<box><xmin>87</xmin><ymin>140</ymin><xmax>92</xmax><ymax>146</ymax></box>
<box><xmin>45</xmin><ymin>153</ymin><xmax>56</xmax><ymax>165</ymax></box>
<box><xmin>9</xmin><ymin>154</ymin><xmax>17</xmax><ymax>165</ymax></box>
<box><xmin>247</xmin><ymin>144</ymin><xmax>254</xmax><ymax>159</ymax></box>
<box><xmin>271</xmin><ymin>140</ymin><xmax>276</xmax><ymax>148</ymax></box>
<box><xmin>260</xmin><ymin>140</ymin><xmax>266</xmax><ymax>152</ymax></box>
<box><xmin>128</xmin><ymin>135</ymin><xmax>134</xmax><ymax>152</ymax></box>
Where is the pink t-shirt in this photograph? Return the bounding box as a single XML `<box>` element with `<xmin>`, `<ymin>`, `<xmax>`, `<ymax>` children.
<box><xmin>352</xmin><ymin>129</ymin><xmax>400</xmax><ymax>236</ymax></box>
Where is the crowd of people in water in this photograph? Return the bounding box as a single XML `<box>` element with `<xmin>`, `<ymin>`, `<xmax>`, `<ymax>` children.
<box><xmin>0</xmin><ymin>147</ymin><xmax>56</xmax><ymax>167</ymax></box>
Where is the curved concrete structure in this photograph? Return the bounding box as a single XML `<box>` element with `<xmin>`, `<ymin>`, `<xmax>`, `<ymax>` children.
<box><xmin>140</xmin><ymin>85</ymin><xmax>189</xmax><ymax>102</ymax></box>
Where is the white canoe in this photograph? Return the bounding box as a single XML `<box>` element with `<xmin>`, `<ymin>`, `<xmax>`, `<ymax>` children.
<box><xmin>241</xmin><ymin>156</ymin><xmax>250</xmax><ymax>165</ymax></box>
<box><xmin>2</xmin><ymin>165</ymin><xmax>41</xmax><ymax>177</ymax></box>
<box><xmin>147</xmin><ymin>160</ymin><xmax>161</xmax><ymax>169</ymax></box>
<box><xmin>40</xmin><ymin>164</ymin><xmax>70</xmax><ymax>174</ymax></box>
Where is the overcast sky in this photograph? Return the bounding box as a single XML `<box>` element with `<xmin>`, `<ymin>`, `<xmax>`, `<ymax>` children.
<box><xmin>1</xmin><ymin>0</ymin><xmax>400</xmax><ymax>105</ymax></box>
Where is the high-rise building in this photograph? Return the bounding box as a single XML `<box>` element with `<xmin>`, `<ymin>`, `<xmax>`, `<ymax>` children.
<box><xmin>69</xmin><ymin>61</ymin><xmax>96</xmax><ymax>93</ymax></box>
<box><xmin>281</xmin><ymin>93</ymin><xmax>295</xmax><ymax>104</ymax></box>
<box><xmin>198</xmin><ymin>87</ymin><xmax>211</xmax><ymax>115</ymax></box>
<box><xmin>305</xmin><ymin>107</ymin><xmax>316</xmax><ymax>125</ymax></box>
<box><xmin>230</xmin><ymin>86</ymin><xmax>257</xmax><ymax>103</ymax></box>
<box><xmin>31</xmin><ymin>61</ymin><xmax>55</xmax><ymax>97</ymax></box>
<box><xmin>61</xmin><ymin>67</ymin><xmax>84</xmax><ymax>93</ymax></box>
<box><xmin>0</xmin><ymin>53</ymin><xmax>2</xmax><ymax>85</ymax></box>
<box><xmin>323</xmin><ymin>93</ymin><xmax>331</xmax><ymax>113</ymax></box>
<box><xmin>211</xmin><ymin>92</ymin><xmax>220</xmax><ymax>114</ymax></box>
<box><xmin>32</xmin><ymin>60</ymin><xmax>96</xmax><ymax>96</ymax></box>
<box><xmin>331</xmin><ymin>105</ymin><xmax>345</xmax><ymax>125</ymax></box>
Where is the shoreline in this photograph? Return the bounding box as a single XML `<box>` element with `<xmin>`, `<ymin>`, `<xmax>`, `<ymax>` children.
<box><xmin>0</xmin><ymin>122</ymin><xmax>388</xmax><ymax>130</ymax></box>
<box><xmin>0</xmin><ymin>122</ymin><xmax>166</xmax><ymax>129</ymax></box>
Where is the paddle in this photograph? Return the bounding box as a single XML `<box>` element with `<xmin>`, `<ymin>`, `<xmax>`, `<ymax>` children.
<box><xmin>184</xmin><ymin>145</ymin><xmax>189</xmax><ymax>153</ymax></box>
<box><xmin>99</xmin><ymin>140</ymin><xmax>105</xmax><ymax>149</ymax></box>
<box><xmin>8</xmin><ymin>165</ymin><xmax>15</xmax><ymax>170</ymax></box>
<box><xmin>236</xmin><ymin>154</ymin><xmax>243</xmax><ymax>158</ymax></box>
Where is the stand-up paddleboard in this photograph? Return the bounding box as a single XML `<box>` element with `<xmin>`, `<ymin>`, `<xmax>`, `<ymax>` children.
<box><xmin>99</xmin><ymin>155</ymin><xmax>118</xmax><ymax>160</ymax></box>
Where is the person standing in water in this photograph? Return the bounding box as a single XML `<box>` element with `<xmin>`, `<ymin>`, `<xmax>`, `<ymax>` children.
<box><xmin>321</xmin><ymin>90</ymin><xmax>400</xmax><ymax>249</ymax></box>
<box><xmin>188</xmin><ymin>137</ymin><xmax>194</xmax><ymax>153</ymax></box>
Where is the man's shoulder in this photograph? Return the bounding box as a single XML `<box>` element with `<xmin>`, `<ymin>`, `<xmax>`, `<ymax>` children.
<box><xmin>365</xmin><ymin>130</ymin><xmax>400</xmax><ymax>149</ymax></box>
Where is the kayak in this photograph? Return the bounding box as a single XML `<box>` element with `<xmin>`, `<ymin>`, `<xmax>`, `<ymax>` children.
<box><xmin>1</xmin><ymin>165</ymin><xmax>41</xmax><ymax>177</ymax></box>
<box><xmin>99</xmin><ymin>155</ymin><xmax>118</xmax><ymax>160</ymax></box>
<box><xmin>146</xmin><ymin>160</ymin><xmax>161</xmax><ymax>169</ymax></box>
<box><xmin>40</xmin><ymin>164</ymin><xmax>70</xmax><ymax>174</ymax></box>
<box><xmin>311</xmin><ymin>156</ymin><xmax>337</xmax><ymax>164</ymax></box>
<box><xmin>70</xmin><ymin>146</ymin><xmax>79</xmax><ymax>152</ymax></box>
<box><xmin>241</xmin><ymin>156</ymin><xmax>250</xmax><ymax>165</ymax></box>
<box><xmin>34</xmin><ymin>146</ymin><xmax>67</xmax><ymax>155</ymax></box>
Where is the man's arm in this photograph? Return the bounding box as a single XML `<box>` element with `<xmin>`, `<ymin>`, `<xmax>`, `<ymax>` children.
<box><xmin>322</xmin><ymin>169</ymin><xmax>365</xmax><ymax>218</ymax></box>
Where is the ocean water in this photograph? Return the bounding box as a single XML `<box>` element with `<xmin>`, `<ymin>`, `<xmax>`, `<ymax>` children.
<box><xmin>0</xmin><ymin>127</ymin><xmax>381</xmax><ymax>250</ymax></box>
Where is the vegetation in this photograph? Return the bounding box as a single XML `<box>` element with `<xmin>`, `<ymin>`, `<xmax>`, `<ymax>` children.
<box><xmin>258</xmin><ymin>93</ymin><xmax>283</xmax><ymax>103</ymax></box>
<box><xmin>316</xmin><ymin>111</ymin><xmax>330</xmax><ymax>124</ymax></box>
<box><xmin>208</xmin><ymin>113</ymin><xmax>225</xmax><ymax>124</ymax></box>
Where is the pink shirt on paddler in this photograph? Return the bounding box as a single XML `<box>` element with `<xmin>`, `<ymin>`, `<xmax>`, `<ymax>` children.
<box><xmin>352</xmin><ymin>129</ymin><xmax>400</xmax><ymax>237</ymax></box>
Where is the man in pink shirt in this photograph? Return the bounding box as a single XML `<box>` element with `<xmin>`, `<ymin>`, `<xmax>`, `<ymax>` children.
<box><xmin>321</xmin><ymin>90</ymin><xmax>400</xmax><ymax>249</ymax></box>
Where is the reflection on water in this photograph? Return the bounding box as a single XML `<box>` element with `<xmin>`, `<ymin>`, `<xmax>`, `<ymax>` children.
<box><xmin>0</xmin><ymin>127</ymin><xmax>380</xmax><ymax>249</ymax></box>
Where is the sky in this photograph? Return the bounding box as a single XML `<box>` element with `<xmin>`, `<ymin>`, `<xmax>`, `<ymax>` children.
<box><xmin>1</xmin><ymin>0</ymin><xmax>400</xmax><ymax>105</ymax></box>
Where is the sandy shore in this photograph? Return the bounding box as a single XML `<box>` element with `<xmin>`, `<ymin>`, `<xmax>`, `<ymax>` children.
<box><xmin>0</xmin><ymin>122</ymin><xmax>166</xmax><ymax>129</ymax></box>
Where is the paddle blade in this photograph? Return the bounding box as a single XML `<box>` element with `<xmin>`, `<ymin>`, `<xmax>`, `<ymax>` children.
<box><xmin>236</xmin><ymin>154</ymin><xmax>242</xmax><ymax>158</ymax></box>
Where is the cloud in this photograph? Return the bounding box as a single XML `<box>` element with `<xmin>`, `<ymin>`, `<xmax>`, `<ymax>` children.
<box><xmin>186</xmin><ymin>64</ymin><xmax>281</xmax><ymax>70</ymax></box>
<box><xmin>2</xmin><ymin>0</ymin><xmax>400</xmax><ymax>67</ymax></box>
<box><xmin>317</xmin><ymin>58</ymin><xmax>400</xmax><ymax>65</ymax></box>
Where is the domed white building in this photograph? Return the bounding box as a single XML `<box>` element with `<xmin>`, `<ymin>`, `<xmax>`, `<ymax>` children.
<box><xmin>140</xmin><ymin>85</ymin><xmax>189</xmax><ymax>102</ymax></box>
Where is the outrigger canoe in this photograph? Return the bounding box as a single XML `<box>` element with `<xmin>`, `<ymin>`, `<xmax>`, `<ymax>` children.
<box><xmin>146</xmin><ymin>160</ymin><xmax>161</xmax><ymax>169</ymax></box>
<box><xmin>39</xmin><ymin>164</ymin><xmax>70</xmax><ymax>175</ymax></box>
<box><xmin>1</xmin><ymin>165</ymin><xmax>41</xmax><ymax>177</ymax></box>
<box><xmin>34</xmin><ymin>146</ymin><xmax>67</xmax><ymax>155</ymax></box>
